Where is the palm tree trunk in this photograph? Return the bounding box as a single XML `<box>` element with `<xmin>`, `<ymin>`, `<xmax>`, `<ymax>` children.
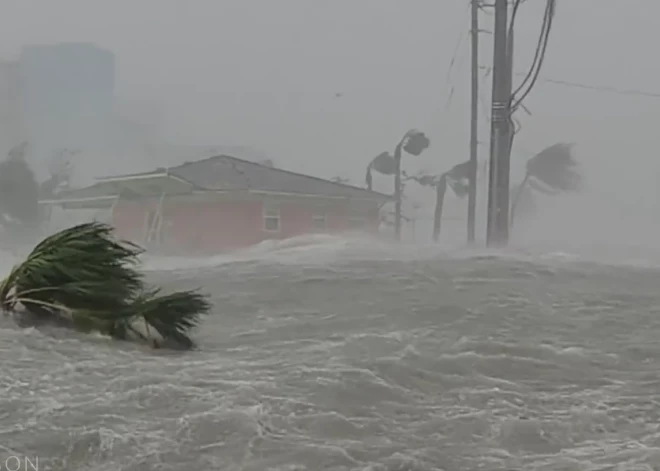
<box><xmin>432</xmin><ymin>175</ymin><xmax>448</xmax><ymax>242</ymax></box>
<box><xmin>393</xmin><ymin>142</ymin><xmax>404</xmax><ymax>241</ymax></box>
<box><xmin>365</xmin><ymin>164</ymin><xmax>373</xmax><ymax>191</ymax></box>
<box><xmin>510</xmin><ymin>172</ymin><xmax>529</xmax><ymax>229</ymax></box>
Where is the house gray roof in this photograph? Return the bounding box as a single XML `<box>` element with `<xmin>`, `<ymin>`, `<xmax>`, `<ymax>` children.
<box><xmin>98</xmin><ymin>154</ymin><xmax>391</xmax><ymax>201</ymax></box>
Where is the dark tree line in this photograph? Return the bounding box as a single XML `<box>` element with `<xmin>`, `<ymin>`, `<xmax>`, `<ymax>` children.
<box><xmin>0</xmin><ymin>143</ymin><xmax>73</xmax><ymax>245</ymax></box>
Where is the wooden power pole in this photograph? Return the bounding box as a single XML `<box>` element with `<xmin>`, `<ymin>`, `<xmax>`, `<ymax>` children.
<box><xmin>486</xmin><ymin>0</ymin><xmax>512</xmax><ymax>247</ymax></box>
<box><xmin>467</xmin><ymin>0</ymin><xmax>479</xmax><ymax>245</ymax></box>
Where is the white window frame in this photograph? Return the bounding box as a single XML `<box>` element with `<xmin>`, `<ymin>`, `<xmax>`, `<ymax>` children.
<box><xmin>263</xmin><ymin>202</ymin><xmax>281</xmax><ymax>232</ymax></box>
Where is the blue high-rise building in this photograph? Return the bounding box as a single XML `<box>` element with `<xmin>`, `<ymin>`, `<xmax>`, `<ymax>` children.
<box><xmin>18</xmin><ymin>43</ymin><xmax>115</xmax><ymax>158</ymax></box>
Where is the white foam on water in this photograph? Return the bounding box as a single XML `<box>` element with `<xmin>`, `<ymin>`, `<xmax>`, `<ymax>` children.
<box><xmin>138</xmin><ymin>230</ymin><xmax>660</xmax><ymax>275</ymax></box>
<box><xmin>2</xmin><ymin>234</ymin><xmax>660</xmax><ymax>469</ymax></box>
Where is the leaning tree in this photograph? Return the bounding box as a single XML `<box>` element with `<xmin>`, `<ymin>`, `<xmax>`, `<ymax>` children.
<box><xmin>509</xmin><ymin>181</ymin><xmax>536</xmax><ymax>224</ymax></box>
<box><xmin>365</xmin><ymin>129</ymin><xmax>430</xmax><ymax>239</ymax></box>
<box><xmin>406</xmin><ymin>160</ymin><xmax>472</xmax><ymax>242</ymax></box>
<box><xmin>510</xmin><ymin>142</ymin><xmax>582</xmax><ymax>228</ymax></box>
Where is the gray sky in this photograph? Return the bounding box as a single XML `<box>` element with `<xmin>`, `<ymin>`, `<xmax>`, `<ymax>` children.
<box><xmin>2</xmin><ymin>0</ymin><xmax>659</xmax><ymax>244</ymax></box>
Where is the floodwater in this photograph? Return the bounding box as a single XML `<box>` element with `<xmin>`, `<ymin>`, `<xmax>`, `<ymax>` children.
<box><xmin>2</xmin><ymin>234</ymin><xmax>660</xmax><ymax>470</ymax></box>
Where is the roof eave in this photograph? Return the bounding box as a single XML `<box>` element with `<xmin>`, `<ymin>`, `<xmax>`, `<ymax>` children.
<box><xmin>249</xmin><ymin>189</ymin><xmax>391</xmax><ymax>202</ymax></box>
<box><xmin>95</xmin><ymin>171</ymin><xmax>167</xmax><ymax>181</ymax></box>
<box><xmin>39</xmin><ymin>195</ymin><xmax>118</xmax><ymax>205</ymax></box>
<box><xmin>96</xmin><ymin>172</ymin><xmax>193</xmax><ymax>187</ymax></box>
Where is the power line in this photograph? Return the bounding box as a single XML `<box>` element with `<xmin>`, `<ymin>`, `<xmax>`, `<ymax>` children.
<box><xmin>480</xmin><ymin>65</ymin><xmax>660</xmax><ymax>99</ymax></box>
<box><xmin>509</xmin><ymin>0</ymin><xmax>555</xmax><ymax>111</ymax></box>
<box><xmin>537</xmin><ymin>76</ymin><xmax>660</xmax><ymax>99</ymax></box>
<box><xmin>441</xmin><ymin>1</ymin><xmax>472</xmax><ymax>113</ymax></box>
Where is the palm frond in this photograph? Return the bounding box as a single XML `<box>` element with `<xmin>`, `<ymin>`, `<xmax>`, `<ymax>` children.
<box><xmin>3</xmin><ymin>222</ymin><xmax>144</xmax><ymax>314</ymax></box>
<box><xmin>446</xmin><ymin>160</ymin><xmax>472</xmax><ymax>181</ymax></box>
<box><xmin>526</xmin><ymin>143</ymin><xmax>582</xmax><ymax>192</ymax></box>
<box><xmin>0</xmin><ymin>222</ymin><xmax>142</xmax><ymax>323</ymax></box>
<box><xmin>527</xmin><ymin>177</ymin><xmax>560</xmax><ymax>195</ymax></box>
<box><xmin>406</xmin><ymin>173</ymin><xmax>437</xmax><ymax>188</ymax></box>
<box><xmin>402</xmin><ymin>130</ymin><xmax>430</xmax><ymax>156</ymax></box>
<box><xmin>511</xmin><ymin>143</ymin><xmax>583</xmax><ymax>229</ymax></box>
<box><xmin>1</xmin><ymin>222</ymin><xmax>211</xmax><ymax>350</ymax></box>
<box><xmin>370</xmin><ymin>152</ymin><xmax>397</xmax><ymax>175</ymax></box>
<box><xmin>445</xmin><ymin>161</ymin><xmax>472</xmax><ymax>198</ymax></box>
<box><xmin>128</xmin><ymin>288</ymin><xmax>212</xmax><ymax>350</ymax></box>
<box><xmin>68</xmin><ymin>308</ymin><xmax>117</xmax><ymax>334</ymax></box>
<box><xmin>447</xmin><ymin>179</ymin><xmax>470</xmax><ymax>198</ymax></box>
<box><xmin>64</xmin><ymin>306</ymin><xmax>137</xmax><ymax>340</ymax></box>
<box><xmin>510</xmin><ymin>181</ymin><xmax>537</xmax><ymax>222</ymax></box>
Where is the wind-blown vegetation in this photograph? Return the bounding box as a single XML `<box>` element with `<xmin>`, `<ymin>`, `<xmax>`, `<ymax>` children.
<box><xmin>365</xmin><ymin>129</ymin><xmax>430</xmax><ymax>239</ymax></box>
<box><xmin>0</xmin><ymin>222</ymin><xmax>211</xmax><ymax>350</ymax></box>
<box><xmin>510</xmin><ymin>143</ymin><xmax>582</xmax><ymax>228</ymax></box>
<box><xmin>406</xmin><ymin>160</ymin><xmax>471</xmax><ymax>241</ymax></box>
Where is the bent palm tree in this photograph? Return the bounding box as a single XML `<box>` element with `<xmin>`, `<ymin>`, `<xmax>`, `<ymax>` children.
<box><xmin>365</xmin><ymin>130</ymin><xmax>430</xmax><ymax>240</ymax></box>
<box><xmin>509</xmin><ymin>181</ymin><xmax>537</xmax><ymax>224</ymax></box>
<box><xmin>365</xmin><ymin>152</ymin><xmax>396</xmax><ymax>190</ymax></box>
<box><xmin>408</xmin><ymin>160</ymin><xmax>471</xmax><ymax>242</ymax></box>
<box><xmin>510</xmin><ymin>143</ymin><xmax>582</xmax><ymax>228</ymax></box>
<box><xmin>0</xmin><ymin>222</ymin><xmax>211</xmax><ymax>350</ymax></box>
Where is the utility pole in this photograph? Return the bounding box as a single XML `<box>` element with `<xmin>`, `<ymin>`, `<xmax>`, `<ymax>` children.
<box><xmin>501</xmin><ymin>26</ymin><xmax>514</xmax><ymax>236</ymax></box>
<box><xmin>467</xmin><ymin>0</ymin><xmax>479</xmax><ymax>245</ymax></box>
<box><xmin>486</xmin><ymin>0</ymin><xmax>511</xmax><ymax>247</ymax></box>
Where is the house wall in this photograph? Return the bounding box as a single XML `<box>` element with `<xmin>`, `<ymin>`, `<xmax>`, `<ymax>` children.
<box><xmin>164</xmin><ymin>200</ymin><xmax>263</xmax><ymax>253</ymax></box>
<box><xmin>111</xmin><ymin>194</ymin><xmax>383</xmax><ymax>255</ymax></box>
<box><xmin>112</xmin><ymin>200</ymin><xmax>152</xmax><ymax>243</ymax></box>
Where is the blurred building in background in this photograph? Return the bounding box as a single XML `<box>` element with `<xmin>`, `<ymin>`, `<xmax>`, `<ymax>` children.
<box><xmin>18</xmin><ymin>43</ymin><xmax>115</xmax><ymax>175</ymax></box>
<box><xmin>0</xmin><ymin>42</ymin><xmax>277</xmax><ymax>191</ymax></box>
<box><xmin>0</xmin><ymin>60</ymin><xmax>23</xmax><ymax>156</ymax></box>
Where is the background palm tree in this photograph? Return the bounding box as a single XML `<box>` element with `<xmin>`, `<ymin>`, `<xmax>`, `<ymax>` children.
<box><xmin>2</xmin><ymin>221</ymin><xmax>211</xmax><ymax>350</ymax></box>
<box><xmin>509</xmin><ymin>181</ymin><xmax>537</xmax><ymax>224</ymax></box>
<box><xmin>407</xmin><ymin>160</ymin><xmax>471</xmax><ymax>242</ymax></box>
<box><xmin>365</xmin><ymin>129</ymin><xmax>430</xmax><ymax>240</ymax></box>
<box><xmin>365</xmin><ymin>152</ymin><xmax>396</xmax><ymax>190</ymax></box>
<box><xmin>510</xmin><ymin>142</ymin><xmax>582</xmax><ymax>228</ymax></box>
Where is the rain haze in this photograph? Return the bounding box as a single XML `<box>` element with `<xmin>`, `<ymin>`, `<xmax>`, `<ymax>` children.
<box><xmin>1</xmin><ymin>0</ymin><xmax>660</xmax><ymax>469</ymax></box>
<box><xmin>1</xmin><ymin>0</ymin><xmax>657</xmax><ymax>253</ymax></box>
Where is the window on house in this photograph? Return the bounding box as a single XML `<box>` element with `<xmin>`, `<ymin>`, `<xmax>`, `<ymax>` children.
<box><xmin>263</xmin><ymin>202</ymin><xmax>280</xmax><ymax>232</ymax></box>
<box><xmin>312</xmin><ymin>210</ymin><xmax>327</xmax><ymax>230</ymax></box>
